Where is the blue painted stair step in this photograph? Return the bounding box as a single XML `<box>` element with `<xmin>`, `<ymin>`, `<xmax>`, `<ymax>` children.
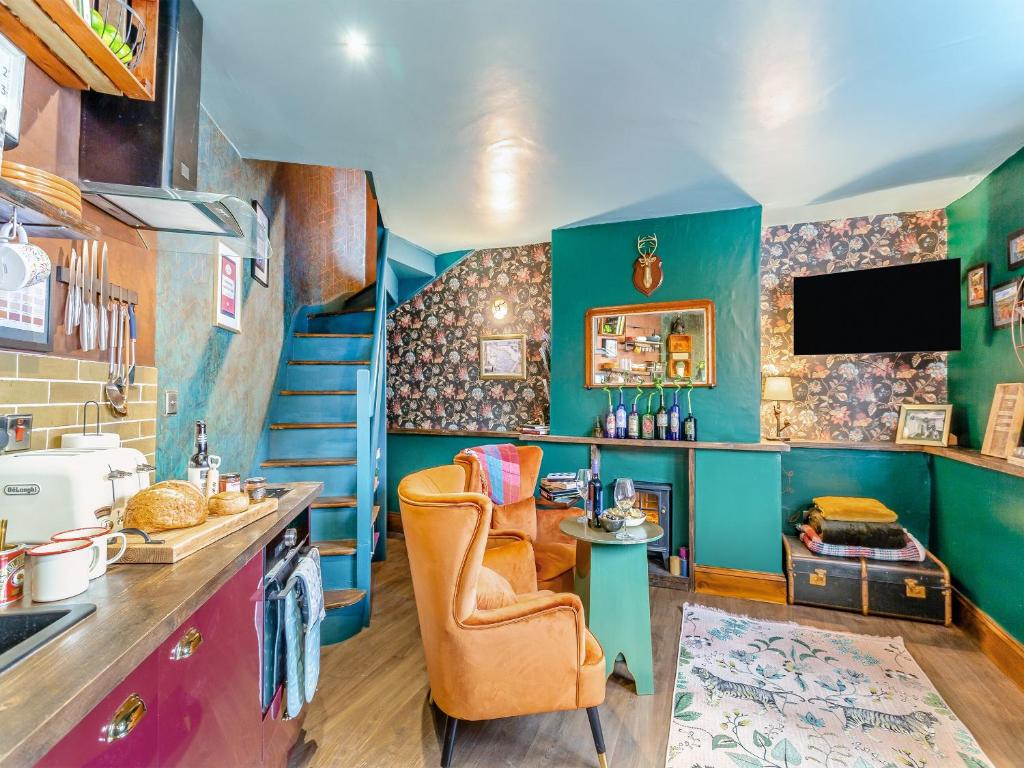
<box><xmin>261</xmin><ymin>460</ymin><xmax>357</xmax><ymax>497</ymax></box>
<box><xmin>292</xmin><ymin>333</ymin><xmax>373</xmax><ymax>359</ymax></box>
<box><xmin>274</xmin><ymin>391</ymin><xmax>358</xmax><ymax>422</ymax></box>
<box><xmin>285</xmin><ymin>363</ymin><xmax>365</xmax><ymax>391</ymax></box>
<box><xmin>307</xmin><ymin>309</ymin><xmax>375</xmax><ymax>335</ymax></box>
<box><xmin>268</xmin><ymin>424</ymin><xmax>357</xmax><ymax>458</ymax></box>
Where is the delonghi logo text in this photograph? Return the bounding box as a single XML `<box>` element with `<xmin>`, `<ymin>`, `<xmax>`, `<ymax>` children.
<box><xmin>3</xmin><ymin>484</ymin><xmax>40</xmax><ymax>496</ymax></box>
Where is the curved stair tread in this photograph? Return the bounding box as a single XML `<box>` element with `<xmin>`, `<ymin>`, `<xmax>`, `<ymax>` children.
<box><xmin>324</xmin><ymin>588</ymin><xmax>366</xmax><ymax>610</ymax></box>
<box><xmin>312</xmin><ymin>495</ymin><xmax>356</xmax><ymax>508</ymax></box>
<box><xmin>286</xmin><ymin>360</ymin><xmax>370</xmax><ymax>366</ymax></box>
<box><xmin>309</xmin><ymin>307</ymin><xmax>375</xmax><ymax>318</ymax></box>
<box><xmin>294</xmin><ymin>333</ymin><xmax>373</xmax><ymax>339</ymax></box>
<box><xmin>270</xmin><ymin>422</ymin><xmax>356</xmax><ymax>430</ymax></box>
<box><xmin>315</xmin><ymin>539</ymin><xmax>357</xmax><ymax>556</ymax></box>
<box><xmin>261</xmin><ymin>457</ymin><xmax>357</xmax><ymax>468</ymax></box>
<box><xmin>279</xmin><ymin>389</ymin><xmax>357</xmax><ymax>396</ymax></box>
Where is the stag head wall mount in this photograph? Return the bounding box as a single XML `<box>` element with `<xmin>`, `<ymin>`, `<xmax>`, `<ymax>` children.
<box><xmin>632</xmin><ymin>234</ymin><xmax>664</xmax><ymax>296</ymax></box>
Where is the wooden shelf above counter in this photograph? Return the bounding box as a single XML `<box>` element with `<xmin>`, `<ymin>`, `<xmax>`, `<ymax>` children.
<box><xmin>0</xmin><ymin>0</ymin><xmax>158</xmax><ymax>100</ymax></box>
<box><xmin>519</xmin><ymin>434</ymin><xmax>790</xmax><ymax>452</ymax></box>
<box><xmin>787</xmin><ymin>440</ymin><xmax>923</xmax><ymax>453</ymax></box>
<box><xmin>0</xmin><ymin>175</ymin><xmax>100</xmax><ymax>239</ymax></box>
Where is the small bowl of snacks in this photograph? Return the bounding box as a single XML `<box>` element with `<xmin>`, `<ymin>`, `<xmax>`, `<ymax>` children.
<box><xmin>599</xmin><ymin>513</ymin><xmax>625</xmax><ymax>533</ymax></box>
<box><xmin>624</xmin><ymin>510</ymin><xmax>647</xmax><ymax>527</ymax></box>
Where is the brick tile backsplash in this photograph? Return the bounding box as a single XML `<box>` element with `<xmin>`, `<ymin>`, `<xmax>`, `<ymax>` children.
<box><xmin>0</xmin><ymin>352</ymin><xmax>158</xmax><ymax>465</ymax></box>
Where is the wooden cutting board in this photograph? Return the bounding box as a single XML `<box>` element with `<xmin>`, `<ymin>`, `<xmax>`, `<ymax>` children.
<box><xmin>118</xmin><ymin>498</ymin><xmax>279</xmax><ymax>564</ymax></box>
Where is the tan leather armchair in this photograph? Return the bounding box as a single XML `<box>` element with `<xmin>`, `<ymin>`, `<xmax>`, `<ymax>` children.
<box><xmin>398</xmin><ymin>464</ymin><xmax>609</xmax><ymax>768</ymax></box>
<box><xmin>454</xmin><ymin>445</ymin><xmax>578</xmax><ymax>592</ymax></box>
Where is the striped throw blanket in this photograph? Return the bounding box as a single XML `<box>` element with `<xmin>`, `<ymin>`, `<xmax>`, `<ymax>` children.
<box><xmin>797</xmin><ymin>524</ymin><xmax>926</xmax><ymax>562</ymax></box>
<box><xmin>463</xmin><ymin>444</ymin><xmax>522</xmax><ymax>505</ymax></box>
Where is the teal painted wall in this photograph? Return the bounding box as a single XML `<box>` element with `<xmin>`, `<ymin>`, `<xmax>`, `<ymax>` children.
<box><xmin>946</xmin><ymin>145</ymin><xmax>1024</xmax><ymax>449</ymax></box>
<box><xmin>696</xmin><ymin>452</ymin><xmax>782</xmax><ymax>573</ymax></box>
<box><xmin>781</xmin><ymin>449</ymin><xmax>932</xmax><ymax>545</ymax></box>
<box><xmin>550</xmin><ymin>207</ymin><xmax>763</xmax><ymax>441</ymax></box>
<box><xmin>938</xmin><ymin>145</ymin><xmax>1024</xmax><ymax>643</ymax></box>
<box><xmin>931</xmin><ymin>457</ymin><xmax>1024</xmax><ymax>641</ymax></box>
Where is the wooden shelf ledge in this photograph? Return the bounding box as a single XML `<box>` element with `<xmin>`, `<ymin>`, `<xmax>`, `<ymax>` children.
<box><xmin>787</xmin><ymin>440</ymin><xmax>923</xmax><ymax>453</ymax></box>
<box><xmin>519</xmin><ymin>434</ymin><xmax>790</xmax><ymax>452</ymax></box>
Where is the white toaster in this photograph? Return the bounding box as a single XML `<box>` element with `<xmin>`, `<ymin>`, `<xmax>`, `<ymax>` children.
<box><xmin>0</xmin><ymin>447</ymin><xmax>153</xmax><ymax>544</ymax></box>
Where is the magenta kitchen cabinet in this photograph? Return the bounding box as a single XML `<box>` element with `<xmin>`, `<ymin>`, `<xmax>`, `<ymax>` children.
<box><xmin>38</xmin><ymin>554</ymin><xmax>263</xmax><ymax>767</ymax></box>
<box><xmin>156</xmin><ymin>553</ymin><xmax>263</xmax><ymax>767</ymax></box>
<box><xmin>36</xmin><ymin>654</ymin><xmax>161</xmax><ymax>768</ymax></box>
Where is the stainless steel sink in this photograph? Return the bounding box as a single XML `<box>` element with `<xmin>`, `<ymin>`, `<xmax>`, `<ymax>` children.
<box><xmin>0</xmin><ymin>604</ymin><xmax>96</xmax><ymax>673</ymax></box>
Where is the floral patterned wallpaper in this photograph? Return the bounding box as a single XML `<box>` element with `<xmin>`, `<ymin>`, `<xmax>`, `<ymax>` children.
<box><xmin>386</xmin><ymin>243</ymin><xmax>551</xmax><ymax>432</ymax></box>
<box><xmin>760</xmin><ymin>210</ymin><xmax>948</xmax><ymax>442</ymax></box>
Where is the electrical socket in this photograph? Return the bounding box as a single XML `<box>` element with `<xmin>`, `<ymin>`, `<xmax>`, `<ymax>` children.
<box><xmin>165</xmin><ymin>390</ymin><xmax>179</xmax><ymax>416</ymax></box>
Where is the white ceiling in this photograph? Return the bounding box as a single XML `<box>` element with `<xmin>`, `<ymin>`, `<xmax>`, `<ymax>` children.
<box><xmin>195</xmin><ymin>0</ymin><xmax>1024</xmax><ymax>253</ymax></box>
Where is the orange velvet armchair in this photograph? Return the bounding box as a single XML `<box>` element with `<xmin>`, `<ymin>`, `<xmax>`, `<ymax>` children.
<box><xmin>398</xmin><ymin>464</ymin><xmax>609</xmax><ymax>768</ymax></box>
<box><xmin>454</xmin><ymin>445</ymin><xmax>578</xmax><ymax>592</ymax></box>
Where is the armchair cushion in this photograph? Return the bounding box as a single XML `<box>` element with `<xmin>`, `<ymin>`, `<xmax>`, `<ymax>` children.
<box><xmin>476</xmin><ymin>566</ymin><xmax>517</xmax><ymax>610</ymax></box>
<box><xmin>534</xmin><ymin>541</ymin><xmax>576</xmax><ymax>584</ymax></box>
<box><xmin>482</xmin><ymin>538</ymin><xmax>539</xmax><ymax>594</ymax></box>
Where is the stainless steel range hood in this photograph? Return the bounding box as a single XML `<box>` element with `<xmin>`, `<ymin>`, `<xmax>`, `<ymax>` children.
<box><xmin>78</xmin><ymin>0</ymin><xmax>270</xmax><ymax>260</ymax></box>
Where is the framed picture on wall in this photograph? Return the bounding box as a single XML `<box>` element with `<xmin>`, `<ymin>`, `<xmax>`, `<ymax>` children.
<box><xmin>966</xmin><ymin>263</ymin><xmax>989</xmax><ymax>308</ymax></box>
<box><xmin>251</xmin><ymin>201</ymin><xmax>269</xmax><ymax>287</ymax></box>
<box><xmin>0</xmin><ymin>272</ymin><xmax>51</xmax><ymax>351</ymax></box>
<box><xmin>598</xmin><ymin>315</ymin><xmax>625</xmax><ymax>336</ymax></box>
<box><xmin>895</xmin><ymin>403</ymin><xmax>953</xmax><ymax>447</ymax></box>
<box><xmin>479</xmin><ymin>334</ymin><xmax>527</xmax><ymax>380</ymax></box>
<box><xmin>982</xmin><ymin>383</ymin><xmax>1024</xmax><ymax>459</ymax></box>
<box><xmin>991</xmin><ymin>278</ymin><xmax>1019</xmax><ymax>329</ymax></box>
<box><xmin>1008</xmin><ymin>228</ymin><xmax>1024</xmax><ymax>271</ymax></box>
<box><xmin>213</xmin><ymin>241</ymin><xmax>242</xmax><ymax>333</ymax></box>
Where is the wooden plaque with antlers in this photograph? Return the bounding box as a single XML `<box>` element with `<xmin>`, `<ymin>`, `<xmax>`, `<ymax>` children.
<box><xmin>633</xmin><ymin>234</ymin><xmax>663</xmax><ymax>296</ymax></box>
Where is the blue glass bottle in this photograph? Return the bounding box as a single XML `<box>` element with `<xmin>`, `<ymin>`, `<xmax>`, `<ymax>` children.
<box><xmin>668</xmin><ymin>387</ymin><xmax>681</xmax><ymax>440</ymax></box>
<box><xmin>614</xmin><ymin>388</ymin><xmax>627</xmax><ymax>439</ymax></box>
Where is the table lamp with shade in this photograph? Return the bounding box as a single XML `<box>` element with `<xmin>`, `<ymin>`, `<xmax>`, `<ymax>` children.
<box><xmin>763</xmin><ymin>376</ymin><xmax>794</xmax><ymax>441</ymax></box>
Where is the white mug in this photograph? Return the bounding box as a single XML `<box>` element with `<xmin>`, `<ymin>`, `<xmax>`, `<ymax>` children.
<box><xmin>27</xmin><ymin>539</ymin><xmax>97</xmax><ymax>602</ymax></box>
<box><xmin>52</xmin><ymin>526</ymin><xmax>128</xmax><ymax>579</ymax></box>
<box><xmin>0</xmin><ymin>222</ymin><xmax>51</xmax><ymax>291</ymax></box>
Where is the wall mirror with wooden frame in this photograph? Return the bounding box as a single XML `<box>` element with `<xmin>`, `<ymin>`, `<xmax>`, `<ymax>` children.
<box><xmin>585</xmin><ymin>300</ymin><xmax>716</xmax><ymax>388</ymax></box>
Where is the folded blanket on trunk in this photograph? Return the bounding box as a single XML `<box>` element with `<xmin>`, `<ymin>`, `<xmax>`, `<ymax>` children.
<box><xmin>797</xmin><ymin>524</ymin><xmax>926</xmax><ymax>562</ymax></box>
<box><xmin>812</xmin><ymin>495</ymin><xmax>898</xmax><ymax>523</ymax></box>
<box><xmin>463</xmin><ymin>444</ymin><xmax>522</xmax><ymax>505</ymax></box>
<box><xmin>807</xmin><ymin>511</ymin><xmax>907</xmax><ymax>549</ymax></box>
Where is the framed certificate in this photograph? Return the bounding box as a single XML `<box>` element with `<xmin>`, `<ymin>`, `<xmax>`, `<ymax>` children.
<box><xmin>213</xmin><ymin>241</ymin><xmax>242</xmax><ymax>333</ymax></box>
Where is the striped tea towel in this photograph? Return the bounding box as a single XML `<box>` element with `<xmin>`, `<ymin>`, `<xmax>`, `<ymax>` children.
<box><xmin>463</xmin><ymin>444</ymin><xmax>522</xmax><ymax>504</ymax></box>
<box><xmin>797</xmin><ymin>524</ymin><xmax>926</xmax><ymax>562</ymax></box>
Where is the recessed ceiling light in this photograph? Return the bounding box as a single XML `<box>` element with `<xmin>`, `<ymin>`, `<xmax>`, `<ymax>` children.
<box><xmin>342</xmin><ymin>30</ymin><xmax>370</xmax><ymax>60</ymax></box>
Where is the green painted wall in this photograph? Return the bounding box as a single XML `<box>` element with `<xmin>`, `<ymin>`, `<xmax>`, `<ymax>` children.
<box><xmin>781</xmin><ymin>449</ymin><xmax>932</xmax><ymax>545</ymax></box>
<box><xmin>696</xmin><ymin>452</ymin><xmax>782</xmax><ymax>573</ymax></box>
<box><xmin>946</xmin><ymin>144</ymin><xmax>1024</xmax><ymax>449</ymax></box>
<box><xmin>937</xmin><ymin>145</ymin><xmax>1024</xmax><ymax>643</ymax></box>
<box><xmin>550</xmin><ymin>207</ymin><xmax>763</xmax><ymax>441</ymax></box>
<box><xmin>931</xmin><ymin>457</ymin><xmax>1024</xmax><ymax>640</ymax></box>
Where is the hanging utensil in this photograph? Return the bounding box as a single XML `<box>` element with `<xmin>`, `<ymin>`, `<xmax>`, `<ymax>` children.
<box><xmin>98</xmin><ymin>242</ymin><xmax>108</xmax><ymax>351</ymax></box>
<box><xmin>105</xmin><ymin>289</ymin><xmax>127</xmax><ymax>416</ymax></box>
<box><xmin>127</xmin><ymin>301</ymin><xmax>137</xmax><ymax>386</ymax></box>
<box><xmin>90</xmin><ymin>240</ymin><xmax>100</xmax><ymax>351</ymax></box>
<box><xmin>64</xmin><ymin>247</ymin><xmax>78</xmax><ymax>333</ymax></box>
<box><xmin>79</xmin><ymin>241</ymin><xmax>92</xmax><ymax>351</ymax></box>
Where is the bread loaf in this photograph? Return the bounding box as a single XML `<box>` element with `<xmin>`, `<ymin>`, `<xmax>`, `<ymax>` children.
<box><xmin>124</xmin><ymin>481</ymin><xmax>208</xmax><ymax>532</ymax></box>
<box><xmin>208</xmin><ymin>491</ymin><xmax>249</xmax><ymax>516</ymax></box>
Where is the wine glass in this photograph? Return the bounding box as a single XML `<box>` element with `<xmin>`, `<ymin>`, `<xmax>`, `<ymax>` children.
<box><xmin>575</xmin><ymin>468</ymin><xmax>592</xmax><ymax>523</ymax></box>
<box><xmin>614</xmin><ymin>478</ymin><xmax>636</xmax><ymax>517</ymax></box>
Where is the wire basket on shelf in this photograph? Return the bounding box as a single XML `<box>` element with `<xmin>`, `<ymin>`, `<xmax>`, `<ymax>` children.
<box><xmin>86</xmin><ymin>0</ymin><xmax>148</xmax><ymax>72</ymax></box>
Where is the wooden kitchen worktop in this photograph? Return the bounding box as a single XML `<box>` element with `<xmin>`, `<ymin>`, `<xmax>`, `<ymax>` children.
<box><xmin>0</xmin><ymin>482</ymin><xmax>322</xmax><ymax>768</ymax></box>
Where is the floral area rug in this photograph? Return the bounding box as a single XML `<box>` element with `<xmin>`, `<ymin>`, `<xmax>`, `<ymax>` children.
<box><xmin>666</xmin><ymin>604</ymin><xmax>992</xmax><ymax>768</ymax></box>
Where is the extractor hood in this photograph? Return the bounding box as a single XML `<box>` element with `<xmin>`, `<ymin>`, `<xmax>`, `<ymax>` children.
<box><xmin>78</xmin><ymin>0</ymin><xmax>268</xmax><ymax>259</ymax></box>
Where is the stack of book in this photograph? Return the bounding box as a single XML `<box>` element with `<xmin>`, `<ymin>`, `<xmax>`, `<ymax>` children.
<box><xmin>540</xmin><ymin>473</ymin><xmax>579</xmax><ymax>503</ymax></box>
<box><xmin>520</xmin><ymin>423</ymin><xmax>550</xmax><ymax>436</ymax></box>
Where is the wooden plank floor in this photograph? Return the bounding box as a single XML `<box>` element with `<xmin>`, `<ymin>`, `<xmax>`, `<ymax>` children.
<box><xmin>290</xmin><ymin>537</ymin><xmax>1024</xmax><ymax>768</ymax></box>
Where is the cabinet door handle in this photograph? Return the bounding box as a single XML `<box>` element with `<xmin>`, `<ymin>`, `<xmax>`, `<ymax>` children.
<box><xmin>100</xmin><ymin>693</ymin><xmax>147</xmax><ymax>743</ymax></box>
<box><xmin>170</xmin><ymin>627</ymin><xmax>203</xmax><ymax>660</ymax></box>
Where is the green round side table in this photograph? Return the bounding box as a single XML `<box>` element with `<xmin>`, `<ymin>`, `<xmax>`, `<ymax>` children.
<box><xmin>559</xmin><ymin>517</ymin><xmax>664</xmax><ymax>696</ymax></box>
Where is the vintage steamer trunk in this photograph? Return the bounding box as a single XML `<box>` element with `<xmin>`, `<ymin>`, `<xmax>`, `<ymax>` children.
<box><xmin>783</xmin><ymin>535</ymin><xmax>951</xmax><ymax>625</ymax></box>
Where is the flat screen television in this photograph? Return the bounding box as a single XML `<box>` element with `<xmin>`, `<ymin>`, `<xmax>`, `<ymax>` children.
<box><xmin>792</xmin><ymin>259</ymin><xmax>962</xmax><ymax>355</ymax></box>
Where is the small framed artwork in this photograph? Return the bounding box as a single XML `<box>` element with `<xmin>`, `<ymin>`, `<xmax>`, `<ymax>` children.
<box><xmin>0</xmin><ymin>32</ymin><xmax>26</xmax><ymax>148</ymax></box>
<box><xmin>251</xmin><ymin>201</ymin><xmax>269</xmax><ymax>287</ymax></box>
<box><xmin>991</xmin><ymin>278</ymin><xmax>1019</xmax><ymax>329</ymax></box>
<box><xmin>0</xmin><ymin>272</ymin><xmax>51</xmax><ymax>351</ymax></box>
<box><xmin>599</xmin><ymin>315</ymin><xmax>625</xmax><ymax>336</ymax></box>
<box><xmin>982</xmin><ymin>383</ymin><xmax>1024</xmax><ymax>459</ymax></box>
<box><xmin>479</xmin><ymin>334</ymin><xmax>527</xmax><ymax>380</ymax></box>
<box><xmin>895</xmin><ymin>403</ymin><xmax>953</xmax><ymax>447</ymax></box>
<box><xmin>965</xmin><ymin>263</ymin><xmax>989</xmax><ymax>308</ymax></box>
<box><xmin>213</xmin><ymin>241</ymin><xmax>242</xmax><ymax>333</ymax></box>
<box><xmin>1008</xmin><ymin>228</ymin><xmax>1024</xmax><ymax>271</ymax></box>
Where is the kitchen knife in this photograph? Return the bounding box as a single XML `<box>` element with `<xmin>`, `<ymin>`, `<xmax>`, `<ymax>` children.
<box><xmin>99</xmin><ymin>242</ymin><xmax>108</xmax><ymax>351</ymax></box>
<box><xmin>127</xmin><ymin>301</ymin><xmax>137</xmax><ymax>386</ymax></box>
<box><xmin>64</xmin><ymin>247</ymin><xmax>78</xmax><ymax>333</ymax></box>
<box><xmin>80</xmin><ymin>241</ymin><xmax>92</xmax><ymax>351</ymax></box>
